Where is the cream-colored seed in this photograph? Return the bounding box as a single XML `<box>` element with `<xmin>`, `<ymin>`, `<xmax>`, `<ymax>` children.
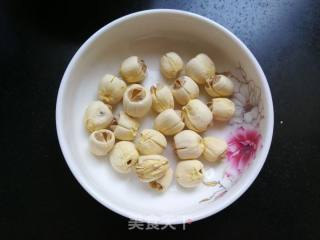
<box><xmin>174</xmin><ymin>130</ymin><xmax>204</xmax><ymax>160</ymax></box>
<box><xmin>208</xmin><ymin>98</ymin><xmax>235</xmax><ymax>121</ymax></box>
<box><xmin>202</xmin><ymin>137</ymin><xmax>228</xmax><ymax>162</ymax></box>
<box><xmin>89</xmin><ymin>129</ymin><xmax>115</xmax><ymax>156</ymax></box>
<box><xmin>151</xmin><ymin>85</ymin><xmax>174</xmax><ymax>113</ymax></box>
<box><xmin>176</xmin><ymin>160</ymin><xmax>204</xmax><ymax>188</ymax></box>
<box><xmin>205</xmin><ymin>74</ymin><xmax>234</xmax><ymax>97</ymax></box>
<box><xmin>160</xmin><ymin>52</ymin><xmax>184</xmax><ymax>80</ymax></box>
<box><xmin>120</xmin><ymin>56</ymin><xmax>147</xmax><ymax>83</ymax></box>
<box><xmin>110</xmin><ymin>111</ymin><xmax>140</xmax><ymax>141</ymax></box>
<box><xmin>149</xmin><ymin>168</ymin><xmax>173</xmax><ymax>192</ymax></box>
<box><xmin>154</xmin><ymin>109</ymin><xmax>185</xmax><ymax>136</ymax></box>
<box><xmin>123</xmin><ymin>84</ymin><xmax>152</xmax><ymax>118</ymax></box>
<box><xmin>171</xmin><ymin>76</ymin><xmax>199</xmax><ymax>105</ymax></box>
<box><xmin>109</xmin><ymin>141</ymin><xmax>139</xmax><ymax>174</ymax></box>
<box><xmin>135</xmin><ymin>155</ymin><xmax>169</xmax><ymax>182</ymax></box>
<box><xmin>136</xmin><ymin>129</ymin><xmax>167</xmax><ymax>155</ymax></box>
<box><xmin>84</xmin><ymin>101</ymin><xmax>113</xmax><ymax>132</ymax></box>
<box><xmin>186</xmin><ymin>53</ymin><xmax>215</xmax><ymax>84</ymax></box>
<box><xmin>98</xmin><ymin>74</ymin><xmax>127</xmax><ymax>105</ymax></box>
<box><xmin>182</xmin><ymin>99</ymin><xmax>213</xmax><ymax>132</ymax></box>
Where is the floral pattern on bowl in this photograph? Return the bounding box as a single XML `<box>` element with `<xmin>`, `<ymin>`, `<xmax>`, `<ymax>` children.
<box><xmin>229</xmin><ymin>65</ymin><xmax>265</xmax><ymax>127</ymax></box>
<box><xmin>201</xmin><ymin>66</ymin><xmax>264</xmax><ymax>203</ymax></box>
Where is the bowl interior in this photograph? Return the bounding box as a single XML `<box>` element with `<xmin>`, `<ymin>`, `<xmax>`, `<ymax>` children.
<box><xmin>57</xmin><ymin>10</ymin><xmax>273</xmax><ymax>224</ymax></box>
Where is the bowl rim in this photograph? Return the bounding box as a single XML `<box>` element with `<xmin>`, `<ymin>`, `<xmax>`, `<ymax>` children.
<box><xmin>56</xmin><ymin>9</ymin><xmax>274</xmax><ymax>225</ymax></box>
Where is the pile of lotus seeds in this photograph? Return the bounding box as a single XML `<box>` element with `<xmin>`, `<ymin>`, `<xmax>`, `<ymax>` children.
<box><xmin>84</xmin><ymin>53</ymin><xmax>236</xmax><ymax>192</ymax></box>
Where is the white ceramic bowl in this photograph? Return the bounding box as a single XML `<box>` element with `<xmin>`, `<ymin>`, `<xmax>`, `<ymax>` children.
<box><xmin>56</xmin><ymin>9</ymin><xmax>273</xmax><ymax>224</ymax></box>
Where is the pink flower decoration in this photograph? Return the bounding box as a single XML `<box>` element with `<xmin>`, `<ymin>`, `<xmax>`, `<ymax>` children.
<box><xmin>227</xmin><ymin>127</ymin><xmax>261</xmax><ymax>172</ymax></box>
